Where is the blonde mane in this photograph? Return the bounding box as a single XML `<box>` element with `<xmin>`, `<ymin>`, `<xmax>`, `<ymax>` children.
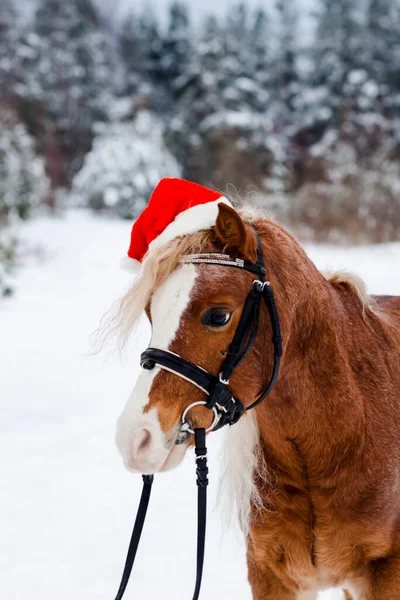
<box><xmin>324</xmin><ymin>270</ymin><xmax>378</xmax><ymax>317</ymax></box>
<box><xmin>220</xmin><ymin>411</ymin><xmax>271</xmax><ymax>534</ymax></box>
<box><xmin>325</xmin><ymin>271</ymin><xmax>370</xmax><ymax>307</ymax></box>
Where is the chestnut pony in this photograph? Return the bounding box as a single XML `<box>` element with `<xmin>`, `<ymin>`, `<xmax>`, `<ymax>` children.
<box><xmin>115</xmin><ymin>203</ymin><xmax>400</xmax><ymax>599</ymax></box>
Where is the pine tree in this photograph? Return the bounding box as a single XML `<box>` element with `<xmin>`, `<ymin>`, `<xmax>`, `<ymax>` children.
<box><xmin>119</xmin><ymin>12</ymin><xmax>147</xmax><ymax>100</ymax></box>
<box><xmin>167</xmin><ymin>10</ymin><xmax>278</xmax><ymax>193</ymax></box>
<box><xmin>120</xmin><ymin>4</ymin><xmax>191</xmax><ymax>113</ymax></box>
<box><xmin>161</xmin><ymin>2</ymin><xmax>192</xmax><ymax>98</ymax></box>
<box><xmin>224</xmin><ymin>3</ymin><xmax>250</xmax><ymax>70</ymax></box>
<box><xmin>289</xmin><ymin>0</ymin><xmax>400</xmax><ymax>240</ymax></box>
<box><xmin>194</xmin><ymin>14</ymin><xmax>225</xmax><ymax>115</ymax></box>
<box><xmin>368</xmin><ymin>0</ymin><xmax>393</xmax><ymax>85</ymax></box>
<box><xmin>311</xmin><ymin>0</ymin><xmax>367</xmax><ymax>127</ymax></box>
<box><xmin>137</xmin><ymin>8</ymin><xmax>168</xmax><ymax>110</ymax></box>
<box><xmin>166</xmin><ymin>15</ymin><xmax>224</xmax><ymax>170</ymax></box>
<box><xmin>0</xmin><ymin>0</ymin><xmax>19</xmax><ymax>95</ymax></box>
<box><xmin>30</xmin><ymin>0</ymin><xmax>113</xmax><ymax>190</ymax></box>
<box><xmin>250</xmin><ymin>8</ymin><xmax>271</xmax><ymax>89</ymax></box>
<box><xmin>367</xmin><ymin>0</ymin><xmax>400</xmax><ymax>121</ymax></box>
<box><xmin>274</xmin><ymin>0</ymin><xmax>300</xmax><ymax>124</ymax></box>
<box><xmin>389</xmin><ymin>2</ymin><xmax>400</xmax><ymax>150</ymax></box>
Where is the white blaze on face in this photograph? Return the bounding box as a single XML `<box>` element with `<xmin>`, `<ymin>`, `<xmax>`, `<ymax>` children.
<box><xmin>116</xmin><ymin>264</ymin><xmax>198</xmax><ymax>473</ymax></box>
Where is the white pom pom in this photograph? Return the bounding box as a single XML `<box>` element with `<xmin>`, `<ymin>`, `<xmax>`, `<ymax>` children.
<box><xmin>119</xmin><ymin>256</ymin><xmax>142</xmax><ymax>274</ymax></box>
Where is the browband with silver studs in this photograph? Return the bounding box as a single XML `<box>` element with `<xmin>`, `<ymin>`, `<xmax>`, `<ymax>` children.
<box><xmin>180</xmin><ymin>254</ymin><xmax>245</xmax><ymax>268</ymax></box>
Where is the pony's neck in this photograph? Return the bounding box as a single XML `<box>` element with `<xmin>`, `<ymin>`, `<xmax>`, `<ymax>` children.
<box><xmin>221</xmin><ymin>218</ymin><xmax>365</xmax><ymax>531</ymax></box>
<box><xmin>255</xmin><ymin>219</ymin><xmax>364</xmax><ymax>452</ymax></box>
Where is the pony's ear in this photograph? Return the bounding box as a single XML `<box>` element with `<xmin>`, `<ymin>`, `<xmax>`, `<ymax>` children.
<box><xmin>214</xmin><ymin>203</ymin><xmax>257</xmax><ymax>262</ymax></box>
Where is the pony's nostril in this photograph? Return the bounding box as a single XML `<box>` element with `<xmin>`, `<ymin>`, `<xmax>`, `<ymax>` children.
<box><xmin>136</xmin><ymin>429</ymin><xmax>152</xmax><ymax>455</ymax></box>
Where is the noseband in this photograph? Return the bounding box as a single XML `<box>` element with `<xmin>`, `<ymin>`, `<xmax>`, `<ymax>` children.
<box><xmin>112</xmin><ymin>229</ymin><xmax>282</xmax><ymax>600</ymax></box>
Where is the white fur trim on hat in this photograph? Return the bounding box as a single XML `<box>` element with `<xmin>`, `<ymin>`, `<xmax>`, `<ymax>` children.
<box><xmin>119</xmin><ymin>197</ymin><xmax>232</xmax><ymax>273</ymax></box>
<box><xmin>119</xmin><ymin>256</ymin><xmax>142</xmax><ymax>274</ymax></box>
<box><xmin>149</xmin><ymin>197</ymin><xmax>232</xmax><ymax>253</ymax></box>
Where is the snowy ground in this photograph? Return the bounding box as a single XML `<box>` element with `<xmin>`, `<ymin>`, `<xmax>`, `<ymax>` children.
<box><xmin>1</xmin><ymin>210</ymin><xmax>399</xmax><ymax>600</ymax></box>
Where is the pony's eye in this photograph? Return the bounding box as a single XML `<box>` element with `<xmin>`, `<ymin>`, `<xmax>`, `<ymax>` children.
<box><xmin>202</xmin><ymin>308</ymin><xmax>232</xmax><ymax>328</ymax></box>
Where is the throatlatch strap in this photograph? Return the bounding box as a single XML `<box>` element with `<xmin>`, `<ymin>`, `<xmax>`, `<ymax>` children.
<box><xmin>246</xmin><ymin>284</ymin><xmax>282</xmax><ymax>411</ymax></box>
<box><xmin>113</xmin><ymin>475</ymin><xmax>154</xmax><ymax>600</ymax></box>
<box><xmin>192</xmin><ymin>428</ymin><xmax>208</xmax><ymax>600</ymax></box>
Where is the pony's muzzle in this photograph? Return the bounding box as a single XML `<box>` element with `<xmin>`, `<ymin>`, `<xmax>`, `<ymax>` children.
<box><xmin>119</xmin><ymin>424</ymin><xmax>161</xmax><ymax>473</ymax></box>
<box><xmin>116</xmin><ymin>410</ymin><xmax>187</xmax><ymax>474</ymax></box>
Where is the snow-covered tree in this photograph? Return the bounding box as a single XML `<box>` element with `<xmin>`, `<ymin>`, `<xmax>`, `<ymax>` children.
<box><xmin>166</xmin><ymin>15</ymin><xmax>223</xmax><ymax>172</ymax></box>
<box><xmin>256</xmin><ymin>0</ymin><xmax>301</xmax><ymax>197</ymax></box>
<box><xmin>167</xmin><ymin>9</ymin><xmax>280</xmax><ymax>194</ymax></box>
<box><xmin>0</xmin><ymin>107</ymin><xmax>48</xmax><ymax>222</ymax></box>
<box><xmin>367</xmin><ymin>0</ymin><xmax>398</xmax><ymax>88</ymax></box>
<box><xmin>0</xmin><ymin>0</ymin><xmax>19</xmax><ymax>95</ymax></box>
<box><xmin>72</xmin><ymin>110</ymin><xmax>181</xmax><ymax>219</ymax></box>
<box><xmin>273</xmin><ymin>0</ymin><xmax>301</xmax><ymax>127</ymax></box>
<box><xmin>135</xmin><ymin>7</ymin><xmax>169</xmax><ymax>111</ymax></box>
<box><xmin>366</xmin><ymin>0</ymin><xmax>400</xmax><ymax>145</ymax></box>
<box><xmin>118</xmin><ymin>12</ymin><xmax>144</xmax><ymax>98</ymax></box>
<box><xmin>0</xmin><ymin>107</ymin><xmax>48</xmax><ymax>296</ymax></box>
<box><xmin>250</xmin><ymin>8</ymin><xmax>271</xmax><ymax>90</ymax></box>
<box><xmin>28</xmin><ymin>0</ymin><xmax>113</xmax><ymax>189</ymax></box>
<box><xmin>307</xmin><ymin>0</ymin><xmax>368</xmax><ymax>130</ymax></box>
<box><xmin>119</xmin><ymin>4</ymin><xmax>192</xmax><ymax>114</ymax></box>
<box><xmin>224</xmin><ymin>3</ymin><xmax>251</xmax><ymax>71</ymax></box>
<box><xmin>35</xmin><ymin>0</ymin><xmax>112</xmax><ymax>115</ymax></box>
<box><xmin>292</xmin><ymin>0</ymin><xmax>379</xmax><ymax>181</ymax></box>
<box><xmin>161</xmin><ymin>2</ymin><xmax>193</xmax><ymax>98</ymax></box>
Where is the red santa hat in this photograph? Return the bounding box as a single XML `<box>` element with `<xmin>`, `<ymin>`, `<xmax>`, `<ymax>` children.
<box><xmin>121</xmin><ymin>178</ymin><xmax>232</xmax><ymax>274</ymax></box>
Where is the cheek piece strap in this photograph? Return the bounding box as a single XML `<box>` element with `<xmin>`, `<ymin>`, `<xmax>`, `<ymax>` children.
<box><xmin>112</xmin><ymin>228</ymin><xmax>282</xmax><ymax>600</ymax></box>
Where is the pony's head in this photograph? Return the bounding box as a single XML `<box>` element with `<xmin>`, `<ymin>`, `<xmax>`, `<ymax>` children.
<box><xmin>115</xmin><ymin>203</ymin><xmax>270</xmax><ymax>474</ymax></box>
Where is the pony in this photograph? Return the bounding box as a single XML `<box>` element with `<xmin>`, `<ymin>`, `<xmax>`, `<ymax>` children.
<box><xmin>113</xmin><ymin>202</ymin><xmax>400</xmax><ymax>599</ymax></box>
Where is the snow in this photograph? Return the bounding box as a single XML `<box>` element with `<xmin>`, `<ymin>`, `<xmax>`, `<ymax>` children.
<box><xmin>1</xmin><ymin>210</ymin><xmax>400</xmax><ymax>599</ymax></box>
<box><xmin>200</xmin><ymin>110</ymin><xmax>272</xmax><ymax>132</ymax></box>
<box><xmin>347</xmin><ymin>69</ymin><xmax>368</xmax><ymax>86</ymax></box>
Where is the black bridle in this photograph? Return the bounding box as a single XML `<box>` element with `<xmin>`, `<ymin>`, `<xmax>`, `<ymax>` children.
<box><xmin>112</xmin><ymin>229</ymin><xmax>282</xmax><ymax>600</ymax></box>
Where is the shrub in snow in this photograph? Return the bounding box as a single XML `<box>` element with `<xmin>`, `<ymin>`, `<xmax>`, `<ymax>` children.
<box><xmin>72</xmin><ymin>110</ymin><xmax>181</xmax><ymax>219</ymax></box>
<box><xmin>0</xmin><ymin>230</ymin><xmax>16</xmax><ymax>297</ymax></box>
<box><xmin>289</xmin><ymin>132</ymin><xmax>400</xmax><ymax>243</ymax></box>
